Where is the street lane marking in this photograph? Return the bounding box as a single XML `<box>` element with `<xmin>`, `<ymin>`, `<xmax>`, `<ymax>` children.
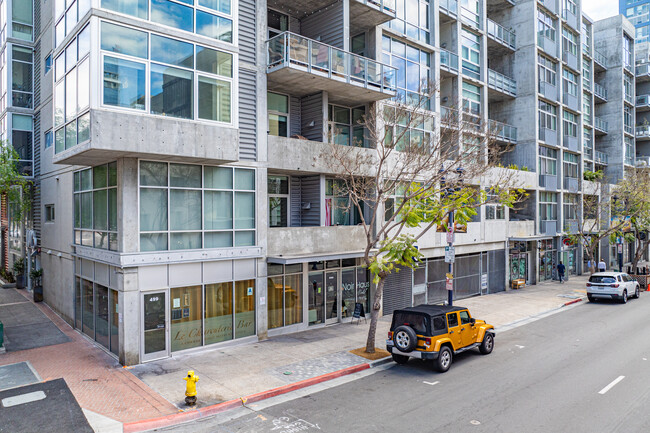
<box><xmin>1</xmin><ymin>391</ymin><xmax>46</xmax><ymax>407</ymax></box>
<box><xmin>599</xmin><ymin>376</ymin><xmax>625</xmax><ymax>395</ymax></box>
<box><xmin>515</xmin><ymin>345</ymin><xmax>525</xmax><ymax>349</ymax></box>
<box><xmin>423</xmin><ymin>381</ymin><xmax>439</xmax><ymax>386</ymax></box>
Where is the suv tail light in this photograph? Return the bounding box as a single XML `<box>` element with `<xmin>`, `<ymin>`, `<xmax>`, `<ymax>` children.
<box><xmin>388</xmin><ymin>331</ymin><xmax>393</xmax><ymax>339</ymax></box>
<box><xmin>424</xmin><ymin>338</ymin><xmax>431</xmax><ymax>345</ymax></box>
<box><xmin>611</xmin><ymin>283</ymin><xmax>619</xmax><ymax>288</ymax></box>
<box><xmin>586</xmin><ymin>283</ymin><xmax>591</xmax><ymax>287</ymax></box>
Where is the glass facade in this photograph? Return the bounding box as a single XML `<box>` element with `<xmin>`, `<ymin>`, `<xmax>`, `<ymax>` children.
<box><xmin>387</xmin><ymin>0</ymin><xmax>430</xmax><ymax>43</ymax></box>
<box><xmin>55</xmin><ymin>0</ymin><xmax>91</xmax><ymax>47</ymax></box>
<box><xmin>139</xmin><ymin>161</ymin><xmax>256</xmax><ymax>251</ymax></box>
<box><xmin>381</xmin><ymin>36</ymin><xmax>431</xmax><ymax>108</ymax></box>
<box><xmin>268</xmin><ymin>263</ymin><xmax>303</xmax><ymax>329</ymax></box>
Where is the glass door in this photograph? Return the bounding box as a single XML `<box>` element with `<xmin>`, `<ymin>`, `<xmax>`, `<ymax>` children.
<box><xmin>325</xmin><ymin>271</ymin><xmax>339</xmax><ymax>323</ymax></box>
<box><xmin>142</xmin><ymin>291</ymin><xmax>168</xmax><ymax>362</ymax></box>
<box><xmin>308</xmin><ymin>273</ymin><xmax>324</xmax><ymax>325</ymax></box>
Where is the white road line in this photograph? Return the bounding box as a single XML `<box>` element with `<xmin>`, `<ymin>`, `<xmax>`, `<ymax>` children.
<box><xmin>423</xmin><ymin>381</ymin><xmax>439</xmax><ymax>386</ymax></box>
<box><xmin>1</xmin><ymin>391</ymin><xmax>46</xmax><ymax>407</ymax></box>
<box><xmin>599</xmin><ymin>376</ymin><xmax>625</xmax><ymax>395</ymax></box>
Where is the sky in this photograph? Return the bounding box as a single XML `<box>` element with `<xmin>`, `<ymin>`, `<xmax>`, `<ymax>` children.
<box><xmin>582</xmin><ymin>1</ymin><xmax>619</xmax><ymax>21</ymax></box>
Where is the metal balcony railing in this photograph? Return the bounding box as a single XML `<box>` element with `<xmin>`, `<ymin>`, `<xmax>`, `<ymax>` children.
<box><xmin>637</xmin><ymin>94</ymin><xmax>650</xmax><ymax>108</ymax></box>
<box><xmin>594</xmin><ymin>50</ymin><xmax>607</xmax><ymax>68</ymax></box>
<box><xmin>440</xmin><ymin>106</ymin><xmax>459</xmax><ymax>127</ymax></box>
<box><xmin>593</xmin><ymin>82</ymin><xmax>607</xmax><ymax>101</ymax></box>
<box><xmin>439</xmin><ymin>0</ymin><xmax>458</xmax><ymax>16</ymax></box>
<box><xmin>440</xmin><ymin>49</ymin><xmax>458</xmax><ymax>72</ymax></box>
<box><xmin>637</xmin><ymin>125</ymin><xmax>650</xmax><ymax>138</ymax></box>
<box><xmin>637</xmin><ymin>63</ymin><xmax>650</xmax><ymax>78</ymax></box>
<box><xmin>583</xmin><ymin>145</ymin><xmax>593</xmax><ymax>160</ymax></box>
<box><xmin>594</xmin><ymin>117</ymin><xmax>608</xmax><ymax>133</ymax></box>
<box><xmin>595</xmin><ymin>151</ymin><xmax>608</xmax><ymax>165</ymax></box>
<box><xmin>487</xmin><ymin>18</ymin><xmax>515</xmax><ymax>49</ymax></box>
<box><xmin>266</xmin><ymin>32</ymin><xmax>396</xmax><ymax>94</ymax></box>
<box><xmin>489</xmin><ymin>119</ymin><xmax>517</xmax><ymax>143</ymax></box>
<box><xmin>488</xmin><ymin>69</ymin><xmax>516</xmax><ymax>96</ymax></box>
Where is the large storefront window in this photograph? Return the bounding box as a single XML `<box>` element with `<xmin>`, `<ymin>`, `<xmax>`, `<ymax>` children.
<box><xmin>74</xmin><ymin>162</ymin><xmax>118</xmax><ymax>251</ymax></box>
<box><xmin>139</xmin><ymin>161</ymin><xmax>255</xmax><ymax>251</ymax></box>
<box><xmin>539</xmin><ymin>239</ymin><xmax>557</xmax><ymax>281</ymax></box>
<box><xmin>170</xmin><ymin>286</ymin><xmax>203</xmax><ymax>351</ymax></box>
<box><xmin>268</xmin><ymin>264</ymin><xmax>303</xmax><ymax>329</ymax></box>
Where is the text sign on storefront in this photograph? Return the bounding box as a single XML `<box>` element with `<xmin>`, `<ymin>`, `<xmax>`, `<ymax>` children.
<box><xmin>352</xmin><ymin>303</ymin><xmax>365</xmax><ymax>319</ymax></box>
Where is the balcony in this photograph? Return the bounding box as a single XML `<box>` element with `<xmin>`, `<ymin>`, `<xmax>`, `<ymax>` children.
<box><xmin>52</xmin><ymin>109</ymin><xmax>240</xmax><ymax>166</ymax></box>
<box><xmin>439</xmin><ymin>0</ymin><xmax>458</xmax><ymax>22</ymax></box>
<box><xmin>593</xmin><ymin>82</ymin><xmax>607</xmax><ymax>103</ymax></box>
<box><xmin>440</xmin><ymin>49</ymin><xmax>458</xmax><ymax>76</ymax></box>
<box><xmin>637</xmin><ymin>63</ymin><xmax>650</xmax><ymax>82</ymax></box>
<box><xmin>440</xmin><ymin>106</ymin><xmax>460</xmax><ymax>129</ymax></box>
<box><xmin>594</xmin><ymin>117</ymin><xmax>608</xmax><ymax>135</ymax></box>
<box><xmin>486</xmin><ymin>18</ymin><xmax>516</xmax><ymax>52</ymax></box>
<box><xmin>583</xmin><ymin>145</ymin><xmax>593</xmax><ymax>160</ymax></box>
<box><xmin>486</xmin><ymin>0</ymin><xmax>515</xmax><ymax>15</ymax></box>
<box><xmin>268</xmin><ymin>226</ymin><xmax>368</xmax><ymax>258</ymax></box>
<box><xmin>595</xmin><ymin>150</ymin><xmax>608</xmax><ymax>165</ymax></box>
<box><xmin>582</xmin><ymin>43</ymin><xmax>591</xmax><ymax>58</ymax></box>
<box><xmin>540</xmin><ymin>220</ymin><xmax>558</xmax><ymax>236</ymax></box>
<box><xmin>637</xmin><ymin>94</ymin><xmax>650</xmax><ymax>112</ymax></box>
<box><xmin>266</xmin><ymin>32</ymin><xmax>396</xmax><ymax>106</ymax></box>
<box><xmin>489</xmin><ymin>119</ymin><xmax>517</xmax><ymax>144</ymax></box>
<box><xmin>487</xmin><ymin>69</ymin><xmax>516</xmax><ymax>101</ymax></box>
<box><xmin>564</xmin><ymin>177</ymin><xmax>579</xmax><ymax>193</ymax></box>
<box><xmin>269</xmin><ymin>0</ymin><xmax>395</xmax><ymax>30</ymax></box>
<box><xmin>636</xmin><ymin>125</ymin><xmax>650</xmax><ymax>141</ymax></box>
<box><xmin>461</xmin><ymin>6</ymin><xmax>481</xmax><ymax>29</ymax></box>
<box><xmin>636</xmin><ymin>156</ymin><xmax>650</xmax><ymax>167</ymax></box>
<box><xmin>594</xmin><ymin>50</ymin><xmax>607</xmax><ymax>71</ymax></box>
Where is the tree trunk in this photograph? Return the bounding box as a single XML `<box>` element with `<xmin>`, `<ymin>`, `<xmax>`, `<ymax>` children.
<box><xmin>365</xmin><ymin>275</ymin><xmax>386</xmax><ymax>353</ymax></box>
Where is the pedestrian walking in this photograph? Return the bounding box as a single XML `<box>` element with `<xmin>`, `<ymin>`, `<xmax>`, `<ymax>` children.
<box><xmin>557</xmin><ymin>261</ymin><xmax>566</xmax><ymax>283</ymax></box>
<box><xmin>598</xmin><ymin>258</ymin><xmax>606</xmax><ymax>272</ymax></box>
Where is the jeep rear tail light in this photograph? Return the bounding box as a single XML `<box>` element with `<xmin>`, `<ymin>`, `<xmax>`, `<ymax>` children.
<box><xmin>424</xmin><ymin>338</ymin><xmax>431</xmax><ymax>345</ymax></box>
<box><xmin>388</xmin><ymin>331</ymin><xmax>393</xmax><ymax>339</ymax></box>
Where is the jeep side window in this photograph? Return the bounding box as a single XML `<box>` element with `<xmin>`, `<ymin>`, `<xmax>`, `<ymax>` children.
<box><xmin>459</xmin><ymin>310</ymin><xmax>471</xmax><ymax>325</ymax></box>
<box><xmin>447</xmin><ymin>312</ymin><xmax>459</xmax><ymax>328</ymax></box>
<box><xmin>432</xmin><ymin>316</ymin><xmax>446</xmax><ymax>331</ymax></box>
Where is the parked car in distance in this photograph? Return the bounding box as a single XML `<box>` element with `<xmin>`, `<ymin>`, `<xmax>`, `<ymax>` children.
<box><xmin>587</xmin><ymin>272</ymin><xmax>640</xmax><ymax>303</ymax></box>
<box><xmin>386</xmin><ymin>305</ymin><xmax>495</xmax><ymax>373</ymax></box>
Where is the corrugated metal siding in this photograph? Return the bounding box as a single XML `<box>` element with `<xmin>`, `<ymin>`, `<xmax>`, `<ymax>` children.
<box><xmin>238</xmin><ymin>0</ymin><xmax>256</xmax><ymax>64</ymax></box>
<box><xmin>34</xmin><ymin>0</ymin><xmax>41</xmax><ymax>36</ymax></box>
<box><xmin>488</xmin><ymin>249</ymin><xmax>506</xmax><ymax>293</ymax></box>
<box><xmin>289</xmin><ymin>16</ymin><xmax>300</xmax><ymax>34</ymax></box>
<box><xmin>289</xmin><ymin>96</ymin><xmax>301</xmax><ymax>136</ymax></box>
<box><xmin>33</xmin><ymin>112</ymin><xmax>41</xmax><ymax>241</ymax></box>
<box><xmin>300</xmin><ymin>93</ymin><xmax>324</xmax><ymax>142</ymax></box>
<box><xmin>34</xmin><ymin>41</ymin><xmax>41</xmax><ymax>108</ymax></box>
<box><xmin>300</xmin><ymin>175</ymin><xmax>320</xmax><ymax>226</ymax></box>
<box><xmin>301</xmin><ymin>1</ymin><xmax>344</xmax><ymax>48</ymax></box>
<box><xmin>238</xmin><ymin>68</ymin><xmax>257</xmax><ymax>160</ymax></box>
<box><xmin>383</xmin><ymin>266</ymin><xmax>413</xmax><ymax>315</ymax></box>
<box><xmin>289</xmin><ymin>176</ymin><xmax>301</xmax><ymax>227</ymax></box>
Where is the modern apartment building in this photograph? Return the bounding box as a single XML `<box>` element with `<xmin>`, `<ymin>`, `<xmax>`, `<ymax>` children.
<box><xmin>621</xmin><ymin>0</ymin><xmax>650</xmax><ymax>43</ymax></box>
<box><xmin>0</xmin><ymin>0</ymin><xmax>640</xmax><ymax>365</ymax></box>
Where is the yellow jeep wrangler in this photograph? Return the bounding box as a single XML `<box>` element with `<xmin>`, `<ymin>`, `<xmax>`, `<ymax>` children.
<box><xmin>386</xmin><ymin>304</ymin><xmax>495</xmax><ymax>372</ymax></box>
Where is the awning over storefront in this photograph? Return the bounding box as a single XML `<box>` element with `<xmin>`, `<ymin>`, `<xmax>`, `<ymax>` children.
<box><xmin>267</xmin><ymin>250</ymin><xmax>374</xmax><ymax>265</ymax></box>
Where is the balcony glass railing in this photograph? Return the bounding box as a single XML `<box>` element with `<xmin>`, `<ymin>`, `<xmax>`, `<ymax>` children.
<box><xmin>267</xmin><ymin>32</ymin><xmax>396</xmax><ymax>94</ymax></box>
<box><xmin>489</xmin><ymin>119</ymin><xmax>517</xmax><ymax>143</ymax></box>
<box><xmin>582</xmin><ymin>43</ymin><xmax>591</xmax><ymax>57</ymax></box>
<box><xmin>594</xmin><ymin>50</ymin><xmax>607</xmax><ymax>68</ymax></box>
<box><xmin>460</xmin><ymin>7</ymin><xmax>481</xmax><ymax>29</ymax></box>
<box><xmin>487</xmin><ymin>18</ymin><xmax>515</xmax><ymax>49</ymax></box>
<box><xmin>440</xmin><ymin>49</ymin><xmax>458</xmax><ymax>72</ymax></box>
<box><xmin>594</xmin><ymin>117</ymin><xmax>608</xmax><ymax>133</ymax></box>
<box><xmin>488</xmin><ymin>69</ymin><xmax>516</xmax><ymax>96</ymax></box>
<box><xmin>636</xmin><ymin>156</ymin><xmax>650</xmax><ymax>167</ymax></box>
<box><xmin>583</xmin><ymin>145</ymin><xmax>593</xmax><ymax>160</ymax></box>
<box><xmin>355</xmin><ymin>0</ymin><xmax>396</xmax><ymax>15</ymax></box>
<box><xmin>440</xmin><ymin>106</ymin><xmax>459</xmax><ymax>126</ymax></box>
<box><xmin>593</xmin><ymin>82</ymin><xmax>607</xmax><ymax>101</ymax></box>
<box><xmin>595</xmin><ymin>151</ymin><xmax>608</xmax><ymax>165</ymax></box>
<box><xmin>439</xmin><ymin>0</ymin><xmax>458</xmax><ymax>15</ymax></box>
<box><xmin>637</xmin><ymin>94</ymin><xmax>650</xmax><ymax>108</ymax></box>
<box><xmin>637</xmin><ymin>125</ymin><xmax>650</xmax><ymax>138</ymax></box>
<box><xmin>637</xmin><ymin>63</ymin><xmax>650</xmax><ymax>78</ymax></box>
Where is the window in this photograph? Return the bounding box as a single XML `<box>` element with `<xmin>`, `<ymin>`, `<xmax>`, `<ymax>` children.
<box><xmin>539</xmin><ymin>146</ymin><xmax>557</xmax><ymax>176</ymax></box>
<box><xmin>562</xmin><ymin>0</ymin><xmax>577</xmax><ymax>18</ymax></box>
<box><xmin>563</xmin><ymin>110</ymin><xmax>577</xmax><ymax>138</ymax></box>
<box><xmin>74</xmin><ymin>162</ymin><xmax>118</xmax><ymax>250</ymax></box>
<box><xmin>538</xmin><ymin>100</ymin><xmax>557</xmax><ymax>131</ymax></box>
<box><xmin>563</xmin><ymin>152</ymin><xmax>579</xmax><ymax>179</ymax></box>
<box><xmin>447</xmin><ymin>312</ymin><xmax>459</xmax><ymax>328</ymax></box>
<box><xmin>563</xmin><ymin>194</ymin><xmax>578</xmax><ymax>227</ymax></box>
<box><xmin>382</xmin><ymin>36</ymin><xmax>431</xmax><ymax>108</ymax></box>
<box><xmin>583</xmin><ymin>129</ymin><xmax>593</xmax><ymax>159</ymax></box>
<box><xmin>45</xmin><ymin>54</ymin><xmax>53</xmax><ymax>75</ymax></box>
<box><xmin>268</xmin><ymin>9</ymin><xmax>288</xmax><ymax>38</ymax></box>
<box><xmin>582</xmin><ymin>58</ymin><xmax>591</xmax><ymax>91</ymax></box>
<box><xmin>538</xmin><ymin>54</ymin><xmax>556</xmax><ymax>87</ymax></box>
<box><xmin>11</xmin><ymin>114</ymin><xmax>33</xmax><ymax>176</ymax></box>
<box><xmin>268</xmin><ymin>263</ymin><xmax>303</xmax><ymax>329</ymax></box>
<box><xmin>562</xmin><ymin>28</ymin><xmax>578</xmax><ymax>57</ymax></box>
<box><xmin>462</xmin><ymin>81</ymin><xmax>481</xmax><ymax>115</ymax></box>
<box><xmin>582</xmin><ymin>92</ymin><xmax>591</xmax><ymax>125</ymax></box>
<box><xmin>582</xmin><ymin>21</ymin><xmax>591</xmax><ymax>54</ymax></box>
<box><xmin>12</xmin><ymin>0</ymin><xmax>34</xmax><ymax>41</ymax></box>
<box><xmin>328</xmin><ymin>105</ymin><xmax>366</xmax><ymax>147</ymax></box>
<box><xmin>562</xmin><ymin>69</ymin><xmax>578</xmax><ymax>97</ymax></box>
<box><xmin>45</xmin><ymin>205</ymin><xmax>55</xmax><ymax>222</ymax></box>
<box><xmin>383</xmin><ymin>106</ymin><xmax>434</xmax><ymax>151</ymax></box>
<box><xmin>387</xmin><ymin>0</ymin><xmax>429</xmax><ymax>43</ymax></box>
<box><xmin>485</xmin><ymin>189</ymin><xmax>504</xmax><ymax>220</ymax></box>
<box><xmin>461</xmin><ymin>30</ymin><xmax>481</xmax><ymax>80</ymax></box>
<box><xmin>12</xmin><ymin>45</ymin><xmax>33</xmax><ymax>109</ymax></box>
<box><xmin>537</xmin><ymin>9</ymin><xmax>556</xmax><ymax>43</ymax></box>
<box><xmin>624</xmin><ymin>105</ymin><xmax>633</xmax><ymax>136</ymax></box>
<box><xmin>268</xmin><ymin>175</ymin><xmax>289</xmax><ymax>228</ymax></box>
<box><xmin>624</xmin><ymin>74</ymin><xmax>633</xmax><ymax>104</ymax></box>
<box><xmin>101</xmin><ymin>0</ymin><xmax>233</xmax><ymax>43</ymax></box>
<box><xmin>99</xmin><ymin>22</ymin><xmax>234</xmax><ymax>126</ymax></box>
<box><xmin>139</xmin><ymin>162</ymin><xmax>255</xmax><ymax>251</ymax></box>
<box><xmin>44</xmin><ymin>130</ymin><xmax>53</xmax><ymax>149</ymax></box>
<box><xmin>625</xmin><ymin>136</ymin><xmax>634</xmax><ymax>165</ymax></box>
<box><xmin>268</xmin><ymin>92</ymin><xmax>288</xmax><ymax>137</ymax></box>
<box><xmin>539</xmin><ymin>191</ymin><xmax>557</xmax><ymax>221</ymax></box>
<box><xmin>623</xmin><ymin>35</ymin><xmax>633</xmax><ymax>70</ymax></box>
<box><xmin>325</xmin><ymin>178</ymin><xmax>362</xmax><ymax>226</ymax></box>
<box><xmin>55</xmin><ymin>0</ymin><xmax>91</xmax><ymax>46</ymax></box>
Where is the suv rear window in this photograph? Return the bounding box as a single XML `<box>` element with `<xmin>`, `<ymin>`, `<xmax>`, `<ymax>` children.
<box><xmin>589</xmin><ymin>276</ymin><xmax>616</xmax><ymax>284</ymax></box>
<box><xmin>392</xmin><ymin>313</ymin><xmax>427</xmax><ymax>335</ymax></box>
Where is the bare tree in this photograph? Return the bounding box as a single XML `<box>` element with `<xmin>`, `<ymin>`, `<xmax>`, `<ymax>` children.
<box><xmin>322</xmin><ymin>83</ymin><xmax>524</xmax><ymax>353</ymax></box>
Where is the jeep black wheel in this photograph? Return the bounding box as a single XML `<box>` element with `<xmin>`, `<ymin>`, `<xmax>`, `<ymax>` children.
<box><xmin>392</xmin><ymin>353</ymin><xmax>409</xmax><ymax>365</ymax></box>
<box><xmin>479</xmin><ymin>333</ymin><xmax>494</xmax><ymax>355</ymax></box>
<box><xmin>587</xmin><ymin>294</ymin><xmax>595</xmax><ymax>302</ymax></box>
<box><xmin>435</xmin><ymin>346</ymin><xmax>452</xmax><ymax>373</ymax></box>
<box><xmin>621</xmin><ymin>290</ymin><xmax>628</xmax><ymax>304</ymax></box>
<box><xmin>393</xmin><ymin>325</ymin><xmax>417</xmax><ymax>352</ymax></box>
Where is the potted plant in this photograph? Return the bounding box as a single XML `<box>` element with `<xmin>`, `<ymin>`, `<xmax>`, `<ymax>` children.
<box><xmin>13</xmin><ymin>259</ymin><xmax>26</xmax><ymax>289</ymax></box>
<box><xmin>31</xmin><ymin>268</ymin><xmax>43</xmax><ymax>302</ymax></box>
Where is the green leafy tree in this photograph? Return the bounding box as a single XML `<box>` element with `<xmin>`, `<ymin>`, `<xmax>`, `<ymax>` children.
<box><xmin>0</xmin><ymin>144</ymin><xmax>31</xmax><ymax>221</ymax></box>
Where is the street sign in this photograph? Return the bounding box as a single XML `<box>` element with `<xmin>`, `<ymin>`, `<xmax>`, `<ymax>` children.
<box><xmin>445</xmin><ymin>246</ymin><xmax>455</xmax><ymax>263</ymax></box>
<box><xmin>446</xmin><ymin>231</ymin><xmax>454</xmax><ymax>243</ymax></box>
<box><xmin>445</xmin><ymin>276</ymin><xmax>453</xmax><ymax>291</ymax></box>
<box><xmin>618</xmin><ymin>244</ymin><xmax>623</xmax><ymax>253</ymax></box>
<box><xmin>481</xmin><ymin>274</ymin><xmax>488</xmax><ymax>291</ymax></box>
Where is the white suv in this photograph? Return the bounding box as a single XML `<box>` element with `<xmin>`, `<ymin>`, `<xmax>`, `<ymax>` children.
<box><xmin>587</xmin><ymin>272</ymin><xmax>640</xmax><ymax>303</ymax></box>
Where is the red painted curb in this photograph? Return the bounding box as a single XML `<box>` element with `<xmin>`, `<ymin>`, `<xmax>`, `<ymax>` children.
<box><xmin>122</xmin><ymin>363</ymin><xmax>370</xmax><ymax>432</ymax></box>
<box><xmin>563</xmin><ymin>298</ymin><xmax>583</xmax><ymax>306</ymax></box>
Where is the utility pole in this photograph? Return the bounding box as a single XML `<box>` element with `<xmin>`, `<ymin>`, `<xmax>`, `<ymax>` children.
<box><xmin>447</xmin><ymin>210</ymin><xmax>454</xmax><ymax>306</ymax></box>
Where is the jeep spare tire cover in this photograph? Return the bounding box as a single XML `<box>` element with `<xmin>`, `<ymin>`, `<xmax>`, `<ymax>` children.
<box><xmin>393</xmin><ymin>325</ymin><xmax>418</xmax><ymax>352</ymax></box>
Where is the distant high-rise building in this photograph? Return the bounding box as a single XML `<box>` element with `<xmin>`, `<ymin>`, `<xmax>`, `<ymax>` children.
<box><xmin>621</xmin><ymin>0</ymin><xmax>650</xmax><ymax>43</ymax></box>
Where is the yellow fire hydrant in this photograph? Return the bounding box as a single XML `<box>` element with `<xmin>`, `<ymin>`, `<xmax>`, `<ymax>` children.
<box><xmin>184</xmin><ymin>370</ymin><xmax>199</xmax><ymax>406</ymax></box>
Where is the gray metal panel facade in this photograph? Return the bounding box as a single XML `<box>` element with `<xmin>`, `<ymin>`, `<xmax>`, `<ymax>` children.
<box><xmin>290</xmin><ymin>176</ymin><xmax>302</xmax><ymax>226</ymax></box>
<box><xmin>238</xmin><ymin>68</ymin><xmax>257</xmax><ymax>160</ymax></box>
<box><xmin>289</xmin><ymin>96</ymin><xmax>301</xmax><ymax>137</ymax></box>
<box><xmin>383</xmin><ymin>266</ymin><xmax>413</xmax><ymax>315</ymax></box>
<box><xmin>299</xmin><ymin>175</ymin><xmax>320</xmax><ymax>226</ymax></box>
<box><xmin>33</xmin><ymin>112</ymin><xmax>41</xmax><ymax>241</ymax></box>
<box><xmin>300</xmin><ymin>1</ymin><xmax>344</xmax><ymax>49</ymax></box>
<box><xmin>238</xmin><ymin>0</ymin><xmax>256</xmax><ymax>64</ymax></box>
<box><xmin>301</xmin><ymin>93</ymin><xmax>324</xmax><ymax>142</ymax></box>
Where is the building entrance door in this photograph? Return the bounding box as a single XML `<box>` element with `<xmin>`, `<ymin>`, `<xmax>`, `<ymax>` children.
<box><xmin>325</xmin><ymin>271</ymin><xmax>339</xmax><ymax>324</ymax></box>
<box><xmin>141</xmin><ymin>291</ymin><xmax>168</xmax><ymax>362</ymax></box>
<box><xmin>308</xmin><ymin>272</ymin><xmax>324</xmax><ymax>325</ymax></box>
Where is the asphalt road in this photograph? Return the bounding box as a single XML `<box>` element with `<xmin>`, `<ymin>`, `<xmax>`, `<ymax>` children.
<box><xmin>164</xmin><ymin>296</ymin><xmax>650</xmax><ymax>433</ymax></box>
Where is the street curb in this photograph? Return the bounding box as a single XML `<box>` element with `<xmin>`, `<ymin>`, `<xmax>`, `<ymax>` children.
<box><xmin>122</xmin><ymin>363</ymin><xmax>370</xmax><ymax>432</ymax></box>
<box><xmin>562</xmin><ymin>298</ymin><xmax>583</xmax><ymax>306</ymax></box>
<box><xmin>368</xmin><ymin>356</ymin><xmax>393</xmax><ymax>368</ymax></box>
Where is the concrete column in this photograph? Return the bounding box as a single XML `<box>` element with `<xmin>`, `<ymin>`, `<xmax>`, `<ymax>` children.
<box><xmin>118</xmin><ymin>158</ymin><xmax>139</xmax><ymax>253</ymax></box>
<box><xmin>119</xmin><ymin>267</ymin><xmax>140</xmax><ymax>365</ymax></box>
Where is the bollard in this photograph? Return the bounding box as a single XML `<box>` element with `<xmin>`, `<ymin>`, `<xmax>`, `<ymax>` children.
<box><xmin>184</xmin><ymin>370</ymin><xmax>199</xmax><ymax>406</ymax></box>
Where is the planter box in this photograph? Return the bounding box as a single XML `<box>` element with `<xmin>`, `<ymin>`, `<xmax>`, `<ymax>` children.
<box><xmin>16</xmin><ymin>274</ymin><xmax>25</xmax><ymax>290</ymax></box>
<box><xmin>34</xmin><ymin>285</ymin><xmax>43</xmax><ymax>302</ymax></box>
